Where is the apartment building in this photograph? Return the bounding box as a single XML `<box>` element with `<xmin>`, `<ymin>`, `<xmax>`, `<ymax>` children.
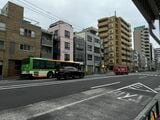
<box><xmin>150</xmin><ymin>43</ymin><xmax>156</xmax><ymax>70</ymax></box>
<box><xmin>98</xmin><ymin>16</ymin><xmax>132</xmax><ymax>70</ymax></box>
<box><xmin>134</xmin><ymin>26</ymin><xmax>151</xmax><ymax>70</ymax></box>
<box><xmin>0</xmin><ymin>2</ymin><xmax>41</xmax><ymax>78</ymax></box>
<box><xmin>41</xmin><ymin>29</ymin><xmax>53</xmax><ymax>59</ymax></box>
<box><xmin>48</xmin><ymin>21</ymin><xmax>73</xmax><ymax>61</ymax></box>
<box><xmin>131</xmin><ymin>50</ymin><xmax>139</xmax><ymax>72</ymax></box>
<box><xmin>76</xmin><ymin>27</ymin><xmax>102</xmax><ymax>73</ymax></box>
<box><xmin>154</xmin><ymin>48</ymin><xmax>160</xmax><ymax>70</ymax></box>
<box><xmin>73</xmin><ymin>34</ymin><xmax>85</xmax><ymax>63</ymax></box>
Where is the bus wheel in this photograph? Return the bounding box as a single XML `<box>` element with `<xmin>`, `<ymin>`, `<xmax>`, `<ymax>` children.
<box><xmin>47</xmin><ymin>72</ymin><xmax>53</xmax><ymax>79</ymax></box>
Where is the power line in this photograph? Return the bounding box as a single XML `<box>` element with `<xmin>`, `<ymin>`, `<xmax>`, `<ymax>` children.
<box><xmin>14</xmin><ymin>0</ymin><xmax>83</xmax><ymax>30</ymax></box>
<box><xmin>13</xmin><ymin>0</ymin><xmax>58</xmax><ymax>21</ymax></box>
<box><xmin>21</xmin><ymin>0</ymin><xmax>83</xmax><ymax>30</ymax></box>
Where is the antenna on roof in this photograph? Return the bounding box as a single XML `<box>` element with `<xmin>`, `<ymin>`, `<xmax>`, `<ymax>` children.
<box><xmin>115</xmin><ymin>11</ymin><xmax>117</xmax><ymax>17</ymax></box>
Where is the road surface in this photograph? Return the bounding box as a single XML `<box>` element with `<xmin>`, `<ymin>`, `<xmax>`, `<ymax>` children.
<box><xmin>0</xmin><ymin>72</ymin><xmax>160</xmax><ymax>120</ymax></box>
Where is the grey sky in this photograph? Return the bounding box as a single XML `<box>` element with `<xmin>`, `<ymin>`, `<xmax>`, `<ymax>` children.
<box><xmin>0</xmin><ymin>0</ymin><xmax>159</xmax><ymax>48</ymax></box>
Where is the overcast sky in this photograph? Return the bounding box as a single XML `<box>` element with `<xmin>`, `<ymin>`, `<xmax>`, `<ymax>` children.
<box><xmin>0</xmin><ymin>0</ymin><xmax>160</xmax><ymax>48</ymax></box>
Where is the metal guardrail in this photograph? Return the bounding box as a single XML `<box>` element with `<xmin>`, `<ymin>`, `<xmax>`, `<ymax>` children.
<box><xmin>135</xmin><ymin>92</ymin><xmax>160</xmax><ymax>120</ymax></box>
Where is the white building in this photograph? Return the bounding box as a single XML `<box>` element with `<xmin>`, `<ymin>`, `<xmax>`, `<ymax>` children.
<box><xmin>48</xmin><ymin>21</ymin><xmax>74</xmax><ymax>61</ymax></box>
<box><xmin>76</xmin><ymin>27</ymin><xmax>102</xmax><ymax>74</ymax></box>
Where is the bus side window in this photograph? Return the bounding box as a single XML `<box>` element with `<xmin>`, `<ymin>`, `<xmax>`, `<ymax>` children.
<box><xmin>39</xmin><ymin>60</ymin><xmax>46</xmax><ymax>69</ymax></box>
<box><xmin>46</xmin><ymin>61</ymin><xmax>55</xmax><ymax>69</ymax></box>
<box><xmin>33</xmin><ymin>59</ymin><xmax>40</xmax><ymax>69</ymax></box>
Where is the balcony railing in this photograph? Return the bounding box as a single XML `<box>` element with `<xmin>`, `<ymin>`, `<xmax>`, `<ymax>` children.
<box><xmin>42</xmin><ymin>39</ymin><xmax>53</xmax><ymax>47</ymax></box>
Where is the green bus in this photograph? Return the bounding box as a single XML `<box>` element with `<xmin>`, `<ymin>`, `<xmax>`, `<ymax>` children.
<box><xmin>21</xmin><ymin>57</ymin><xmax>84</xmax><ymax>79</ymax></box>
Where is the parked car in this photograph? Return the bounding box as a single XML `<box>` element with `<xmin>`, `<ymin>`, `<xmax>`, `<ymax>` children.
<box><xmin>113</xmin><ymin>66</ymin><xmax>129</xmax><ymax>75</ymax></box>
<box><xmin>55</xmin><ymin>66</ymin><xmax>85</xmax><ymax>80</ymax></box>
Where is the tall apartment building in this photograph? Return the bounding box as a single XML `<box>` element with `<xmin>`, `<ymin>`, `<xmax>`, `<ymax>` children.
<box><xmin>76</xmin><ymin>27</ymin><xmax>102</xmax><ymax>73</ymax></box>
<box><xmin>134</xmin><ymin>26</ymin><xmax>151</xmax><ymax>70</ymax></box>
<box><xmin>98</xmin><ymin>16</ymin><xmax>132</xmax><ymax>70</ymax></box>
<box><xmin>48</xmin><ymin>21</ymin><xmax>73</xmax><ymax>61</ymax></box>
<box><xmin>131</xmin><ymin>50</ymin><xmax>139</xmax><ymax>72</ymax></box>
<box><xmin>150</xmin><ymin>43</ymin><xmax>156</xmax><ymax>70</ymax></box>
<box><xmin>0</xmin><ymin>2</ymin><xmax>41</xmax><ymax>78</ymax></box>
<box><xmin>41</xmin><ymin>29</ymin><xmax>53</xmax><ymax>59</ymax></box>
<box><xmin>154</xmin><ymin>48</ymin><xmax>160</xmax><ymax>70</ymax></box>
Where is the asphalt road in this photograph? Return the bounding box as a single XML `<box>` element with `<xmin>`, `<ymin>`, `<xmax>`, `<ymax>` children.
<box><xmin>0</xmin><ymin>72</ymin><xmax>160</xmax><ymax>120</ymax></box>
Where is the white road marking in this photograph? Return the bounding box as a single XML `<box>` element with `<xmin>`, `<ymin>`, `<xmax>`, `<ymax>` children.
<box><xmin>138</xmin><ymin>83</ymin><xmax>158</xmax><ymax>93</ymax></box>
<box><xmin>91</xmin><ymin>82</ymin><xmax>120</xmax><ymax>89</ymax></box>
<box><xmin>108</xmin><ymin>82</ymin><xmax>158</xmax><ymax>94</ymax></box>
<box><xmin>31</xmin><ymin>91</ymin><xmax>112</xmax><ymax>118</ymax></box>
<box><xmin>117</xmin><ymin>92</ymin><xmax>144</xmax><ymax>103</ymax></box>
<box><xmin>139</xmin><ymin>76</ymin><xmax>147</xmax><ymax>79</ymax></box>
<box><xmin>118</xmin><ymin>93</ymin><xmax>138</xmax><ymax>100</ymax></box>
<box><xmin>114</xmin><ymin>91</ymin><xmax>126</xmax><ymax>96</ymax></box>
<box><xmin>108</xmin><ymin>82</ymin><xmax>139</xmax><ymax>93</ymax></box>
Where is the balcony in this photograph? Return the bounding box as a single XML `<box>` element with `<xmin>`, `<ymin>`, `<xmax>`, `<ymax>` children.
<box><xmin>99</xmin><ymin>32</ymin><xmax>108</xmax><ymax>38</ymax></box>
<box><xmin>98</xmin><ymin>21</ymin><xmax>108</xmax><ymax>27</ymax></box>
<box><xmin>42</xmin><ymin>39</ymin><xmax>53</xmax><ymax>47</ymax></box>
<box><xmin>121</xmin><ymin>34</ymin><xmax>131</xmax><ymax>42</ymax></box>
<box><xmin>98</xmin><ymin>28</ymin><xmax>108</xmax><ymax>33</ymax></box>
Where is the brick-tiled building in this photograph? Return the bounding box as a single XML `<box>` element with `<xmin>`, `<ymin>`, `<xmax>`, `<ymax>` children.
<box><xmin>0</xmin><ymin>2</ymin><xmax>41</xmax><ymax>78</ymax></box>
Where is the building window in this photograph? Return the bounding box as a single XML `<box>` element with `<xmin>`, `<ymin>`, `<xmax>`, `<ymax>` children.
<box><xmin>94</xmin><ymin>38</ymin><xmax>100</xmax><ymax>43</ymax></box>
<box><xmin>65</xmin><ymin>30</ymin><xmax>70</xmax><ymax>38</ymax></box>
<box><xmin>20</xmin><ymin>28</ymin><xmax>35</xmax><ymax>38</ymax></box>
<box><xmin>88</xmin><ymin>54</ymin><xmax>92</xmax><ymax>61</ymax></box>
<box><xmin>0</xmin><ymin>41</ymin><xmax>4</xmax><ymax>49</ymax></box>
<box><xmin>20</xmin><ymin>28</ymin><xmax>24</xmax><ymax>35</ymax></box>
<box><xmin>94</xmin><ymin>47</ymin><xmax>100</xmax><ymax>53</ymax></box>
<box><xmin>0</xmin><ymin>22</ymin><xmax>6</xmax><ymax>31</ymax></box>
<box><xmin>54</xmin><ymin>30</ymin><xmax>58</xmax><ymax>35</ymax></box>
<box><xmin>88</xmin><ymin>45</ymin><xmax>92</xmax><ymax>51</ymax></box>
<box><xmin>110</xmin><ymin>54</ymin><xmax>113</xmax><ymax>57</ymax></box>
<box><xmin>31</xmin><ymin>31</ymin><xmax>35</xmax><ymax>38</ymax></box>
<box><xmin>109</xmin><ymin>35</ymin><xmax>113</xmax><ymax>39</ymax></box>
<box><xmin>110</xmin><ymin>29</ymin><xmax>114</xmax><ymax>34</ymax></box>
<box><xmin>24</xmin><ymin>29</ymin><xmax>31</xmax><ymax>37</ymax></box>
<box><xmin>64</xmin><ymin>54</ymin><xmax>70</xmax><ymax>61</ymax></box>
<box><xmin>87</xmin><ymin>35</ymin><xmax>92</xmax><ymax>42</ymax></box>
<box><xmin>65</xmin><ymin>42</ymin><xmax>70</xmax><ymax>50</ymax></box>
<box><xmin>94</xmin><ymin>56</ymin><xmax>100</xmax><ymax>61</ymax></box>
<box><xmin>109</xmin><ymin>59</ymin><xmax>113</xmax><ymax>63</ymax></box>
<box><xmin>76</xmin><ymin>44</ymin><xmax>83</xmax><ymax>51</ymax></box>
<box><xmin>20</xmin><ymin>44</ymin><xmax>33</xmax><ymax>51</ymax></box>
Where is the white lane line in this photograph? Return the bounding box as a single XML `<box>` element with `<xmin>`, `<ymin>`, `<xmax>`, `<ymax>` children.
<box><xmin>91</xmin><ymin>82</ymin><xmax>120</xmax><ymax>89</ymax></box>
<box><xmin>31</xmin><ymin>92</ymin><xmax>109</xmax><ymax>118</ymax></box>
<box><xmin>139</xmin><ymin>76</ymin><xmax>147</xmax><ymax>79</ymax></box>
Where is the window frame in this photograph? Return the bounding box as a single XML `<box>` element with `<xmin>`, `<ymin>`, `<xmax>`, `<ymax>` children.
<box><xmin>0</xmin><ymin>22</ymin><xmax>6</xmax><ymax>31</ymax></box>
<box><xmin>64</xmin><ymin>42</ymin><xmax>70</xmax><ymax>50</ymax></box>
<box><xmin>65</xmin><ymin>30</ymin><xmax>70</xmax><ymax>38</ymax></box>
<box><xmin>88</xmin><ymin>54</ymin><xmax>92</xmax><ymax>61</ymax></box>
<box><xmin>0</xmin><ymin>40</ymin><xmax>5</xmax><ymax>49</ymax></box>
